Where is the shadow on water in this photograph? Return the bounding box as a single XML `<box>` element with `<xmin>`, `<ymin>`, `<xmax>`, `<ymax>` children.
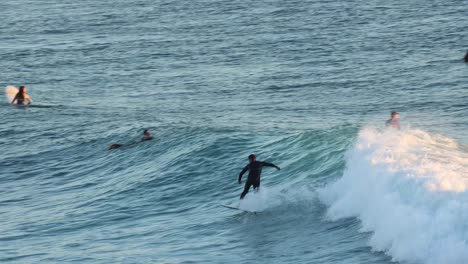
<box><xmin>2</xmin><ymin>103</ymin><xmax>64</xmax><ymax>109</ymax></box>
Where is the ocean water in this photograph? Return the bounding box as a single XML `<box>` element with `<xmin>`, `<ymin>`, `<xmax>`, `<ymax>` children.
<box><xmin>1</xmin><ymin>0</ymin><xmax>467</xmax><ymax>263</ymax></box>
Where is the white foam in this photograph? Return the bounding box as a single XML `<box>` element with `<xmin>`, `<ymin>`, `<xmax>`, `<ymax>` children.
<box><xmin>225</xmin><ymin>185</ymin><xmax>288</xmax><ymax>212</ymax></box>
<box><xmin>319</xmin><ymin>127</ymin><xmax>468</xmax><ymax>264</ymax></box>
<box><xmin>238</xmin><ymin>187</ymin><xmax>282</xmax><ymax>212</ymax></box>
<box><xmin>237</xmin><ymin>189</ymin><xmax>265</xmax><ymax>212</ymax></box>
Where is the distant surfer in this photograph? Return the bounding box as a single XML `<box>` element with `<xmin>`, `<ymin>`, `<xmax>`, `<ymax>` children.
<box><xmin>385</xmin><ymin>111</ymin><xmax>401</xmax><ymax>130</ymax></box>
<box><xmin>11</xmin><ymin>86</ymin><xmax>32</xmax><ymax>105</ymax></box>
<box><xmin>464</xmin><ymin>51</ymin><xmax>468</xmax><ymax>62</ymax></box>
<box><xmin>238</xmin><ymin>154</ymin><xmax>280</xmax><ymax>199</ymax></box>
<box><xmin>108</xmin><ymin>143</ymin><xmax>123</xmax><ymax>150</ymax></box>
<box><xmin>142</xmin><ymin>129</ymin><xmax>154</xmax><ymax>141</ymax></box>
<box><xmin>108</xmin><ymin>129</ymin><xmax>154</xmax><ymax>150</ymax></box>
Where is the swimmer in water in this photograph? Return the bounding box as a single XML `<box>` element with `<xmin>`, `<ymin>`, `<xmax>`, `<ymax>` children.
<box><xmin>385</xmin><ymin>111</ymin><xmax>401</xmax><ymax>130</ymax></box>
<box><xmin>142</xmin><ymin>129</ymin><xmax>154</xmax><ymax>141</ymax></box>
<box><xmin>109</xmin><ymin>129</ymin><xmax>154</xmax><ymax>150</ymax></box>
<box><xmin>238</xmin><ymin>154</ymin><xmax>280</xmax><ymax>199</ymax></box>
<box><xmin>11</xmin><ymin>86</ymin><xmax>33</xmax><ymax>105</ymax></box>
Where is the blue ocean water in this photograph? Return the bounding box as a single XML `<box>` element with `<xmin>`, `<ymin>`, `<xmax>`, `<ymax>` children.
<box><xmin>1</xmin><ymin>0</ymin><xmax>467</xmax><ymax>263</ymax></box>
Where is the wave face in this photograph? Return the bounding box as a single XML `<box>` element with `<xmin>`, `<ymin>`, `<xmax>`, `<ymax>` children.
<box><xmin>1</xmin><ymin>125</ymin><xmax>378</xmax><ymax>264</ymax></box>
<box><xmin>320</xmin><ymin>128</ymin><xmax>468</xmax><ymax>264</ymax></box>
<box><xmin>1</xmin><ymin>0</ymin><xmax>467</xmax><ymax>263</ymax></box>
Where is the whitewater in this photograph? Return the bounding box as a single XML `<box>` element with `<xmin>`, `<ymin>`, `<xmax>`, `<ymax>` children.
<box><xmin>320</xmin><ymin>128</ymin><xmax>468</xmax><ymax>264</ymax></box>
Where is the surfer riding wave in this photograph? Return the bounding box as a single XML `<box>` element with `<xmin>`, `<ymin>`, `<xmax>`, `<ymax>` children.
<box><xmin>238</xmin><ymin>154</ymin><xmax>280</xmax><ymax>199</ymax></box>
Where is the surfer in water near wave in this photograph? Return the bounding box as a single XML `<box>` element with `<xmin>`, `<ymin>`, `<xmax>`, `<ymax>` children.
<box><xmin>238</xmin><ymin>154</ymin><xmax>280</xmax><ymax>199</ymax></box>
<box><xmin>11</xmin><ymin>86</ymin><xmax>32</xmax><ymax>105</ymax></box>
<box><xmin>109</xmin><ymin>129</ymin><xmax>154</xmax><ymax>150</ymax></box>
<box><xmin>385</xmin><ymin>111</ymin><xmax>400</xmax><ymax>130</ymax></box>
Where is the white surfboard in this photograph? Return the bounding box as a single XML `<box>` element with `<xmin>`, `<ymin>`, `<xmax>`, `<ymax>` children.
<box><xmin>5</xmin><ymin>86</ymin><xmax>19</xmax><ymax>104</ymax></box>
<box><xmin>221</xmin><ymin>203</ymin><xmax>257</xmax><ymax>213</ymax></box>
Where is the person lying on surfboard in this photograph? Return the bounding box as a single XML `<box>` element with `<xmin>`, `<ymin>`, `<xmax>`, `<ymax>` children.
<box><xmin>238</xmin><ymin>154</ymin><xmax>280</xmax><ymax>199</ymax></box>
<box><xmin>109</xmin><ymin>129</ymin><xmax>154</xmax><ymax>150</ymax></box>
<box><xmin>11</xmin><ymin>86</ymin><xmax>33</xmax><ymax>105</ymax></box>
<box><xmin>385</xmin><ymin>111</ymin><xmax>401</xmax><ymax>130</ymax></box>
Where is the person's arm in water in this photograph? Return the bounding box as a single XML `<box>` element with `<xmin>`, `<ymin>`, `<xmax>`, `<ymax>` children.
<box><xmin>25</xmin><ymin>94</ymin><xmax>32</xmax><ymax>104</ymax></box>
<box><xmin>238</xmin><ymin>165</ymin><xmax>249</xmax><ymax>184</ymax></box>
<box><xmin>262</xmin><ymin>162</ymin><xmax>281</xmax><ymax>171</ymax></box>
<box><xmin>395</xmin><ymin>122</ymin><xmax>401</xmax><ymax>130</ymax></box>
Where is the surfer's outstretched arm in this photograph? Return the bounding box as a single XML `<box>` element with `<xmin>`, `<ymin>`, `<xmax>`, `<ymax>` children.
<box><xmin>262</xmin><ymin>162</ymin><xmax>281</xmax><ymax>170</ymax></box>
<box><xmin>238</xmin><ymin>165</ymin><xmax>249</xmax><ymax>183</ymax></box>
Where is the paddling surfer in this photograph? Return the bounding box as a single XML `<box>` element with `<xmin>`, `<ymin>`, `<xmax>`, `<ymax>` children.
<box><xmin>109</xmin><ymin>129</ymin><xmax>154</xmax><ymax>150</ymax></box>
<box><xmin>238</xmin><ymin>154</ymin><xmax>280</xmax><ymax>199</ymax></box>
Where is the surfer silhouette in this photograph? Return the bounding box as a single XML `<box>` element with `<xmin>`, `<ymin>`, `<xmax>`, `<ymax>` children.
<box><xmin>108</xmin><ymin>129</ymin><xmax>154</xmax><ymax>150</ymax></box>
<box><xmin>385</xmin><ymin>111</ymin><xmax>401</xmax><ymax>130</ymax></box>
<box><xmin>11</xmin><ymin>86</ymin><xmax>32</xmax><ymax>105</ymax></box>
<box><xmin>238</xmin><ymin>154</ymin><xmax>280</xmax><ymax>199</ymax></box>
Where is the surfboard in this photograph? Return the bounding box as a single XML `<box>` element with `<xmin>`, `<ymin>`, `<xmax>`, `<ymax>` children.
<box><xmin>5</xmin><ymin>86</ymin><xmax>18</xmax><ymax>104</ymax></box>
<box><xmin>221</xmin><ymin>204</ymin><xmax>256</xmax><ymax>213</ymax></box>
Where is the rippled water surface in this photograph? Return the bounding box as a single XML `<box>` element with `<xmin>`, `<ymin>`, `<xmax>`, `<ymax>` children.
<box><xmin>1</xmin><ymin>0</ymin><xmax>467</xmax><ymax>263</ymax></box>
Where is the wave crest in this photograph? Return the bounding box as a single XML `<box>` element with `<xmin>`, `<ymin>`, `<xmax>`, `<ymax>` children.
<box><xmin>319</xmin><ymin>127</ymin><xmax>468</xmax><ymax>264</ymax></box>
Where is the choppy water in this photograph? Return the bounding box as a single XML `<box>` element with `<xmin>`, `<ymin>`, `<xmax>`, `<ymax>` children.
<box><xmin>1</xmin><ymin>0</ymin><xmax>467</xmax><ymax>263</ymax></box>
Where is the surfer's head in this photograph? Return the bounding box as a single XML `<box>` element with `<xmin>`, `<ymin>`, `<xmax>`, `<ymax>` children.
<box><xmin>19</xmin><ymin>86</ymin><xmax>26</xmax><ymax>93</ymax></box>
<box><xmin>143</xmin><ymin>129</ymin><xmax>151</xmax><ymax>136</ymax></box>
<box><xmin>248</xmin><ymin>154</ymin><xmax>256</xmax><ymax>162</ymax></box>
<box><xmin>391</xmin><ymin>111</ymin><xmax>399</xmax><ymax>120</ymax></box>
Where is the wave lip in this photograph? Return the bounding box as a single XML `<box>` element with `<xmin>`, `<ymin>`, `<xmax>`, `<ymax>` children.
<box><xmin>319</xmin><ymin>127</ymin><xmax>468</xmax><ymax>264</ymax></box>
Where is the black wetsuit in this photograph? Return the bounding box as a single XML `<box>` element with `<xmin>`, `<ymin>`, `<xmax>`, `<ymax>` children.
<box><xmin>239</xmin><ymin>161</ymin><xmax>277</xmax><ymax>199</ymax></box>
<box><xmin>109</xmin><ymin>136</ymin><xmax>153</xmax><ymax>150</ymax></box>
<box><xmin>13</xmin><ymin>93</ymin><xmax>25</xmax><ymax>105</ymax></box>
<box><xmin>142</xmin><ymin>136</ymin><xmax>154</xmax><ymax>141</ymax></box>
